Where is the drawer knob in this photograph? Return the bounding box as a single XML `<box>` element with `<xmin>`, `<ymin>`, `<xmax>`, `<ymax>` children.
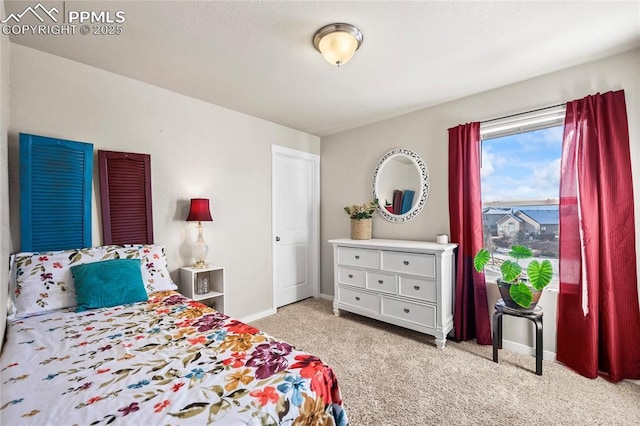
<box><xmin>413</xmin><ymin>285</ymin><xmax>420</xmax><ymax>290</ymax></box>
<box><xmin>403</xmin><ymin>261</ymin><xmax>410</xmax><ymax>265</ymax></box>
<box><xmin>348</xmin><ymin>274</ymin><xmax>353</xmax><ymax>279</ymax></box>
<box><xmin>355</xmin><ymin>296</ymin><xmax>360</xmax><ymax>301</ymax></box>
<box><xmin>404</xmin><ymin>308</ymin><xmax>410</xmax><ymax>313</ymax></box>
<box><xmin>378</xmin><ymin>280</ymin><xmax>384</xmax><ymax>284</ymax></box>
<box><xmin>355</xmin><ymin>255</ymin><xmax>360</xmax><ymax>260</ymax></box>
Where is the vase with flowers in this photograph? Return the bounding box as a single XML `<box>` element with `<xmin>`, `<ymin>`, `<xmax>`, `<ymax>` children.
<box><xmin>344</xmin><ymin>200</ymin><xmax>377</xmax><ymax>240</ymax></box>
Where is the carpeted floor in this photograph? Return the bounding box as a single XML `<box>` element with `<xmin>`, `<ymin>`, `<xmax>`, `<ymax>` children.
<box><xmin>252</xmin><ymin>298</ymin><xmax>640</xmax><ymax>425</ymax></box>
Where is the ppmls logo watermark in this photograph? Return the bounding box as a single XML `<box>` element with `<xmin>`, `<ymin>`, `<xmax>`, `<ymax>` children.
<box><xmin>2</xmin><ymin>2</ymin><xmax>126</xmax><ymax>36</ymax></box>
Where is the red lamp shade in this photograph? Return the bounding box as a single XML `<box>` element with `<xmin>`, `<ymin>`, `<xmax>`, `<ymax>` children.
<box><xmin>186</xmin><ymin>198</ymin><xmax>213</xmax><ymax>222</ymax></box>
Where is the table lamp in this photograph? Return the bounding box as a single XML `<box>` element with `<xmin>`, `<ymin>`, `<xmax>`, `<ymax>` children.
<box><xmin>186</xmin><ymin>198</ymin><xmax>213</xmax><ymax>268</ymax></box>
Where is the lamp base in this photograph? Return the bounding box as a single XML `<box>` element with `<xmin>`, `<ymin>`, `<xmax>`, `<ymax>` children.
<box><xmin>191</xmin><ymin>221</ymin><xmax>209</xmax><ymax>269</ymax></box>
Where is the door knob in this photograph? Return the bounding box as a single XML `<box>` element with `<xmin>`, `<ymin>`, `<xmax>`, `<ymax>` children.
<box><xmin>275</xmin><ymin>236</ymin><xmax>281</xmax><ymax>242</ymax></box>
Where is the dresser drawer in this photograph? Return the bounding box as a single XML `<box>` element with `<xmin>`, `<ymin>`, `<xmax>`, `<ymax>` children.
<box><xmin>338</xmin><ymin>287</ymin><xmax>379</xmax><ymax>313</ymax></box>
<box><xmin>399</xmin><ymin>276</ymin><xmax>436</xmax><ymax>303</ymax></box>
<box><xmin>382</xmin><ymin>251</ymin><xmax>435</xmax><ymax>277</ymax></box>
<box><xmin>382</xmin><ymin>297</ymin><xmax>436</xmax><ymax>328</ymax></box>
<box><xmin>338</xmin><ymin>267</ymin><xmax>366</xmax><ymax>288</ymax></box>
<box><xmin>366</xmin><ymin>271</ymin><xmax>397</xmax><ymax>294</ymax></box>
<box><xmin>337</xmin><ymin>247</ymin><xmax>380</xmax><ymax>269</ymax></box>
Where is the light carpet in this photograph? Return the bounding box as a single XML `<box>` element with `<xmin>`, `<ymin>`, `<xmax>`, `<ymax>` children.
<box><xmin>252</xmin><ymin>298</ymin><xmax>640</xmax><ymax>425</ymax></box>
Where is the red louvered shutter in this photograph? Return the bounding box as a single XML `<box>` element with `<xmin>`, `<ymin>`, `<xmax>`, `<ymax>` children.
<box><xmin>98</xmin><ymin>150</ymin><xmax>154</xmax><ymax>245</ymax></box>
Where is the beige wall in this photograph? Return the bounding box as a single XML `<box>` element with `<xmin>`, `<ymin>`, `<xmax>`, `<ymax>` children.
<box><xmin>6</xmin><ymin>44</ymin><xmax>320</xmax><ymax>321</ymax></box>
<box><xmin>0</xmin><ymin>1</ymin><xmax>9</xmax><ymax>352</ymax></box>
<box><xmin>321</xmin><ymin>48</ymin><xmax>640</xmax><ymax>355</ymax></box>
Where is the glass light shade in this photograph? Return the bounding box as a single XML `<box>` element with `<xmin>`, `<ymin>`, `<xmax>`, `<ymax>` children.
<box><xmin>318</xmin><ymin>31</ymin><xmax>358</xmax><ymax>66</ymax></box>
<box><xmin>313</xmin><ymin>23</ymin><xmax>363</xmax><ymax>67</ymax></box>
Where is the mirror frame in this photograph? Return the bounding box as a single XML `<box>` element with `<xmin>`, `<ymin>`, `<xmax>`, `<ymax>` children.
<box><xmin>371</xmin><ymin>148</ymin><xmax>430</xmax><ymax>223</ymax></box>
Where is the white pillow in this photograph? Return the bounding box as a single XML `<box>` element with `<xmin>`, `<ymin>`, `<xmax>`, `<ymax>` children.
<box><xmin>98</xmin><ymin>244</ymin><xmax>178</xmax><ymax>294</ymax></box>
<box><xmin>8</xmin><ymin>244</ymin><xmax>177</xmax><ymax>320</ymax></box>
<box><xmin>9</xmin><ymin>247</ymin><xmax>104</xmax><ymax>319</ymax></box>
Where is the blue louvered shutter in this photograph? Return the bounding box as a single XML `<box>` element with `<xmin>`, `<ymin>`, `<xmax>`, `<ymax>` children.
<box><xmin>20</xmin><ymin>133</ymin><xmax>93</xmax><ymax>252</ymax></box>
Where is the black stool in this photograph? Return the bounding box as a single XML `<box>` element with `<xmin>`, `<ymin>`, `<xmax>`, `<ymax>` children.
<box><xmin>493</xmin><ymin>299</ymin><xmax>543</xmax><ymax>375</ymax></box>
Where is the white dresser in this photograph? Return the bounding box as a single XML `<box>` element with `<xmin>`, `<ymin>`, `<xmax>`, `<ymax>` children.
<box><xmin>329</xmin><ymin>238</ymin><xmax>457</xmax><ymax>349</ymax></box>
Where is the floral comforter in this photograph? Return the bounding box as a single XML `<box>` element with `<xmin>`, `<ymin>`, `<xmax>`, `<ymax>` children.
<box><xmin>0</xmin><ymin>291</ymin><xmax>348</xmax><ymax>425</ymax></box>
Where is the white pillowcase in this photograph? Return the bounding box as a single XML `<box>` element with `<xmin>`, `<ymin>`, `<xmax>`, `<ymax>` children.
<box><xmin>106</xmin><ymin>244</ymin><xmax>178</xmax><ymax>294</ymax></box>
<box><xmin>9</xmin><ymin>247</ymin><xmax>106</xmax><ymax>320</ymax></box>
<box><xmin>8</xmin><ymin>244</ymin><xmax>177</xmax><ymax>320</ymax></box>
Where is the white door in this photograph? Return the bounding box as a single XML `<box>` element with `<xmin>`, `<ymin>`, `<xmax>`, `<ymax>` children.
<box><xmin>272</xmin><ymin>145</ymin><xmax>319</xmax><ymax>308</ymax></box>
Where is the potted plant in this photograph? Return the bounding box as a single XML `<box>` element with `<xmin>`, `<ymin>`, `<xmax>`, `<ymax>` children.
<box><xmin>344</xmin><ymin>200</ymin><xmax>377</xmax><ymax>240</ymax></box>
<box><xmin>473</xmin><ymin>245</ymin><xmax>553</xmax><ymax>310</ymax></box>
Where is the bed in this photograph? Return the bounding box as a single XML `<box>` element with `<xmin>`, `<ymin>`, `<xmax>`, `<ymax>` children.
<box><xmin>1</xmin><ymin>245</ymin><xmax>348</xmax><ymax>425</ymax></box>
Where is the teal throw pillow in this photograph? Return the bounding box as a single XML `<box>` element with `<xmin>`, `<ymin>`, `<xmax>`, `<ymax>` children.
<box><xmin>71</xmin><ymin>259</ymin><xmax>148</xmax><ymax>312</ymax></box>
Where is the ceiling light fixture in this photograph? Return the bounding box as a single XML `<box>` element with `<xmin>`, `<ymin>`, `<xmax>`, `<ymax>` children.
<box><xmin>313</xmin><ymin>23</ymin><xmax>363</xmax><ymax>67</ymax></box>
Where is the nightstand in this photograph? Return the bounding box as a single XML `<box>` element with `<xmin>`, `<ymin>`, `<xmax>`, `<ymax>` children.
<box><xmin>179</xmin><ymin>265</ymin><xmax>225</xmax><ymax>313</ymax></box>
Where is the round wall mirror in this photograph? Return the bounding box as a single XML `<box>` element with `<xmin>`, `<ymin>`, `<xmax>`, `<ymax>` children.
<box><xmin>371</xmin><ymin>148</ymin><xmax>429</xmax><ymax>223</ymax></box>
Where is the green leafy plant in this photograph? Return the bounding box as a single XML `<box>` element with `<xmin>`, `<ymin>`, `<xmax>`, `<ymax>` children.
<box><xmin>344</xmin><ymin>199</ymin><xmax>378</xmax><ymax>220</ymax></box>
<box><xmin>474</xmin><ymin>245</ymin><xmax>553</xmax><ymax>308</ymax></box>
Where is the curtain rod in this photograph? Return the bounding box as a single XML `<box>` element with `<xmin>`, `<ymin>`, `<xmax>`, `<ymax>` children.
<box><xmin>481</xmin><ymin>102</ymin><xmax>566</xmax><ymax>125</ymax></box>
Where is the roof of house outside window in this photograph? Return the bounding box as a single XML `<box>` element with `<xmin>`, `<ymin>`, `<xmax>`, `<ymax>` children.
<box><xmin>496</xmin><ymin>213</ymin><xmax>524</xmax><ymax>225</ymax></box>
<box><xmin>483</xmin><ymin>208</ymin><xmax>511</xmax><ymax>215</ymax></box>
<box><xmin>517</xmin><ymin>209</ymin><xmax>559</xmax><ymax>225</ymax></box>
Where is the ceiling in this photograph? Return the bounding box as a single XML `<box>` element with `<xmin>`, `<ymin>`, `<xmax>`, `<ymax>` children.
<box><xmin>4</xmin><ymin>1</ymin><xmax>640</xmax><ymax>136</ymax></box>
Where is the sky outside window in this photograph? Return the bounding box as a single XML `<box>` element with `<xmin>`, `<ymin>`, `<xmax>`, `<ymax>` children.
<box><xmin>481</xmin><ymin>125</ymin><xmax>563</xmax><ymax>202</ymax></box>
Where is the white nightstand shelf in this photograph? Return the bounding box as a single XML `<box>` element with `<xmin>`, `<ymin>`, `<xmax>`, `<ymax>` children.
<box><xmin>179</xmin><ymin>265</ymin><xmax>225</xmax><ymax>313</ymax></box>
<box><xmin>193</xmin><ymin>290</ymin><xmax>223</xmax><ymax>300</ymax></box>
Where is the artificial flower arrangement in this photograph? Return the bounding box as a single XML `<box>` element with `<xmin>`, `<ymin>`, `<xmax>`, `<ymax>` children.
<box><xmin>344</xmin><ymin>199</ymin><xmax>378</xmax><ymax>220</ymax></box>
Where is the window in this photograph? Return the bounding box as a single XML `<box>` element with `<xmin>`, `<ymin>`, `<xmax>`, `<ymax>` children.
<box><xmin>480</xmin><ymin>106</ymin><xmax>565</xmax><ymax>288</ymax></box>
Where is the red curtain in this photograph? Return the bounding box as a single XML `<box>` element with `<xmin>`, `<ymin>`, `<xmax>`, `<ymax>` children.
<box><xmin>557</xmin><ymin>90</ymin><xmax>640</xmax><ymax>381</ymax></box>
<box><xmin>448</xmin><ymin>122</ymin><xmax>492</xmax><ymax>344</ymax></box>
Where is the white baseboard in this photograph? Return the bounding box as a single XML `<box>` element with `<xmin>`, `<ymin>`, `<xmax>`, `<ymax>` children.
<box><xmin>501</xmin><ymin>338</ymin><xmax>557</xmax><ymax>362</ymax></box>
<box><xmin>240</xmin><ymin>308</ymin><xmax>277</xmax><ymax>324</ymax></box>
<box><xmin>319</xmin><ymin>293</ymin><xmax>334</xmax><ymax>301</ymax></box>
